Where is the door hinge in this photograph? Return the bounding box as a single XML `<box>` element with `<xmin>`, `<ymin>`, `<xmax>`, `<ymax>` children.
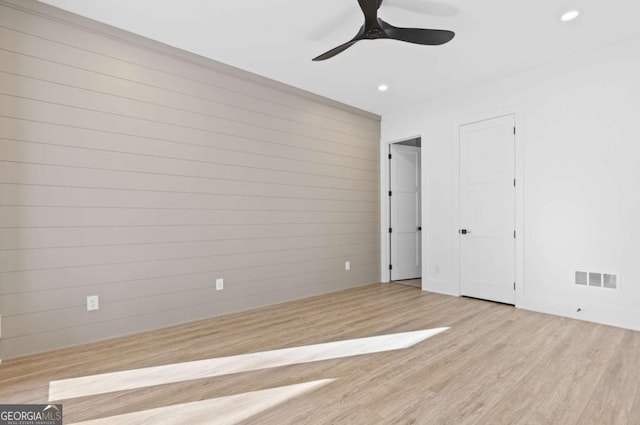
<box><xmin>388</xmin><ymin>228</ymin><xmax>392</xmax><ymax>233</ymax></box>
<box><xmin>388</xmin><ymin>153</ymin><xmax>392</xmax><ymax>160</ymax></box>
<box><xmin>389</xmin><ymin>264</ymin><xmax>393</xmax><ymax>271</ymax></box>
<box><xmin>513</xmin><ymin>127</ymin><xmax>516</xmax><ymax>135</ymax></box>
<box><xmin>514</xmin><ymin>282</ymin><xmax>516</xmax><ymax>291</ymax></box>
<box><xmin>388</xmin><ymin>191</ymin><xmax>392</xmax><ymax>196</ymax></box>
<box><xmin>514</xmin><ymin>230</ymin><xmax>516</xmax><ymax>238</ymax></box>
<box><xmin>514</xmin><ymin>178</ymin><xmax>516</xmax><ymax>187</ymax></box>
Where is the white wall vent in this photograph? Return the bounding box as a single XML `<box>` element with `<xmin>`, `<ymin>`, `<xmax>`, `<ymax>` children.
<box><xmin>589</xmin><ymin>272</ymin><xmax>602</xmax><ymax>287</ymax></box>
<box><xmin>603</xmin><ymin>274</ymin><xmax>617</xmax><ymax>289</ymax></box>
<box><xmin>575</xmin><ymin>271</ymin><xmax>588</xmax><ymax>286</ymax></box>
<box><xmin>575</xmin><ymin>271</ymin><xmax>618</xmax><ymax>290</ymax></box>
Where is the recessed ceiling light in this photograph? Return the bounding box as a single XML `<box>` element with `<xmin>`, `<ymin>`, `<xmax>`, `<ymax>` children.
<box><xmin>378</xmin><ymin>84</ymin><xmax>389</xmax><ymax>92</ymax></box>
<box><xmin>560</xmin><ymin>9</ymin><xmax>581</xmax><ymax>22</ymax></box>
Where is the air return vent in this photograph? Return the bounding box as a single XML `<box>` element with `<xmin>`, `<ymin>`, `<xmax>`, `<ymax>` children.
<box><xmin>589</xmin><ymin>272</ymin><xmax>602</xmax><ymax>287</ymax></box>
<box><xmin>575</xmin><ymin>271</ymin><xmax>618</xmax><ymax>290</ymax></box>
<box><xmin>603</xmin><ymin>274</ymin><xmax>617</xmax><ymax>289</ymax></box>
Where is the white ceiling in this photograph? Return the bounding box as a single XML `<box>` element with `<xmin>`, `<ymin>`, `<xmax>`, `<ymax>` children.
<box><xmin>39</xmin><ymin>0</ymin><xmax>640</xmax><ymax>115</ymax></box>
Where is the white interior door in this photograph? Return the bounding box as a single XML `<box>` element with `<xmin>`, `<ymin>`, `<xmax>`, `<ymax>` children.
<box><xmin>390</xmin><ymin>144</ymin><xmax>421</xmax><ymax>281</ymax></box>
<box><xmin>459</xmin><ymin>115</ymin><xmax>515</xmax><ymax>304</ymax></box>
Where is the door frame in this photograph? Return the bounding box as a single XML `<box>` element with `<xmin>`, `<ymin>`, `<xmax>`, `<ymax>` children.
<box><xmin>452</xmin><ymin>106</ymin><xmax>525</xmax><ymax>304</ymax></box>
<box><xmin>380</xmin><ymin>133</ymin><xmax>426</xmax><ymax>285</ymax></box>
<box><xmin>389</xmin><ymin>142</ymin><xmax>422</xmax><ymax>282</ymax></box>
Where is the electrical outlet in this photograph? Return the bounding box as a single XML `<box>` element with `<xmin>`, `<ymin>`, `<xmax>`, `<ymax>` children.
<box><xmin>345</xmin><ymin>261</ymin><xmax>351</xmax><ymax>271</ymax></box>
<box><xmin>216</xmin><ymin>278</ymin><xmax>224</xmax><ymax>291</ymax></box>
<box><xmin>87</xmin><ymin>295</ymin><xmax>99</xmax><ymax>311</ymax></box>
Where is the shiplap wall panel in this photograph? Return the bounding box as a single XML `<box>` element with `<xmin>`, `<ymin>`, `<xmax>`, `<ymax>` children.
<box><xmin>0</xmin><ymin>0</ymin><xmax>380</xmax><ymax>359</ymax></box>
<box><xmin>0</xmin><ymin>28</ymin><xmax>380</xmax><ymax>145</ymax></box>
<box><xmin>0</xmin><ymin>184</ymin><xmax>378</xmax><ymax>213</ymax></box>
<box><xmin>0</xmin><ymin>49</ymin><xmax>378</xmax><ymax>141</ymax></box>
<box><xmin>0</xmin><ymin>70</ymin><xmax>375</xmax><ymax>151</ymax></box>
<box><xmin>3</xmin><ymin>267</ymin><xmax>380</xmax><ymax>340</ymax></box>
<box><xmin>0</xmin><ymin>222</ymin><xmax>379</xmax><ymax>254</ymax></box>
<box><xmin>0</xmin><ymin>239</ymin><xmax>378</xmax><ymax>273</ymax></box>
<box><xmin>0</xmin><ymin>163</ymin><xmax>377</xmax><ymax>201</ymax></box>
<box><xmin>0</xmin><ymin>8</ymin><xmax>379</xmax><ymax>134</ymax></box>
<box><xmin>0</xmin><ymin>138</ymin><xmax>378</xmax><ymax>192</ymax></box>
<box><xmin>0</xmin><ymin>95</ymin><xmax>378</xmax><ymax>162</ymax></box>
<box><xmin>0</xmin><ymin>50</ymin><xmax>378</xmax><ymax>143</ymax></box>
<box><xmin>1</xmin><ymin>260</ymin><xmax>380</xmax><ymax>316</ymax></box>
<box><xmin>0</xmin><ymin>117</ymin><xmax>379</xmax><ymax>181</ymax></box>
<box><xmin>3</xmin><ymin>273</ymin><xmax>380</xmax><ymax>357</ymax></box>
<box><xmin>0</xmin><ymin>115</ymin><xmax>378</xmax><ymax>175</ymax></box>
<box><xmin>0</xmin><ymin>248</ymin><xmax>379</xmax><ymax>296</ymax></box>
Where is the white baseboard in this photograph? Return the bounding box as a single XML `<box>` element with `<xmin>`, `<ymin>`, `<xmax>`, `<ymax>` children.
<box><xmin>517</xmin><ymin>292</ymin><xmax>640</xmax><ymax>332</ymax></box>
<box><xmin>416</xmin><ymin>278</ymin><xmax>639</xmax><ymax>332</ymax></box>
<box><xmin>422</xmin><ymin>279</ymin><xmax>460</xmax><ymax>297</ymax></box>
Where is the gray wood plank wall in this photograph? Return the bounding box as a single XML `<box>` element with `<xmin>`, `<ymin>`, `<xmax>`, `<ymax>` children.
<box><xmin>0</xmin><ymin>0</ymin><xmax>381</xmax><ymax>359</ymax></box>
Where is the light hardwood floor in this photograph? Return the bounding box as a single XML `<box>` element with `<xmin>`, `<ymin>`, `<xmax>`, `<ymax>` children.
<box><xmin>1</xmin><ymin>283</ymin><xmax>640</xmax><ymax>424</ymax></box>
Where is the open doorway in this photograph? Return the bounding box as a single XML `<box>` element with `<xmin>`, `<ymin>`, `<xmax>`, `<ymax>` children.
<box><xmin>388</xmin><ymin>138</ymin><xmax>422</xmax><ymax>288</ymax></box>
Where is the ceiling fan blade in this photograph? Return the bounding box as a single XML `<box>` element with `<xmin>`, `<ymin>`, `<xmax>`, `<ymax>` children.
<box><xmin>380</xmin><ymin>19</ymin><xmax>454</xmax><ymax>45</ymax></box>
<box><xmin>358</xmin><ymin>0</ymin><xmax>379</xmax><ymax>25</ymax></box>
<box><xmin>312</xmin><ymin>39</ymin><xmax>360</xmax><ymax>61</ymax></box>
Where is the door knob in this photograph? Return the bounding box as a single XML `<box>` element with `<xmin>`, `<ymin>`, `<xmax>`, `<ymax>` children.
<box><xmin>459</xmin><ymin>229</ymin><xmax>471</xmax><ymax>234</ymax></box>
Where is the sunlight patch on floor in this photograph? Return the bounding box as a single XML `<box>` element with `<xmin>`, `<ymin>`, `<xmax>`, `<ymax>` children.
<box><xmin>50</xmin><ymin>328</ymin><xmax>449</xmax><ymax>401</ymax></box>
<box><xmin>67</xmin><ymin>379</ymin><xmax>335</xmax><ymax>425</ymax></box>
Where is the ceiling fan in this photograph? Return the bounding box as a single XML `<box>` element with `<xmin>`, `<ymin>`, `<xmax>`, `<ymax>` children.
<box><xmin>313</xmin><ymin>0</ymin><xmax>455</xmax><ymax>61</ymax></box>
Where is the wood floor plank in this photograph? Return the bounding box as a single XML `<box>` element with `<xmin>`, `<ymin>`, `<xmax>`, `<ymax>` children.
<box><xmin>414</xmin><ymin>311</ymin><xmax>562</xmax><ymax>424</ymax></box>
<box><xmin>511</xmin><ymin>323</ymin><xmax>624</xmax><ymax>425</ymax></box>
<box><xmin>576</xmin><ymin>330</ymin><xmax>640</xmax><ymax>425</ymax></box>
<box><xmin>470</xmin><ymin>318</ymin><xmax>586</xmax><ymax>425</ymax></box>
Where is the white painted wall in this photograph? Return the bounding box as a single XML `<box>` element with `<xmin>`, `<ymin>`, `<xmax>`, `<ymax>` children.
<box><xmin>382</xmin><ymin>34</ymin><xmax>640</xmax><ymax>330</ymax></box>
